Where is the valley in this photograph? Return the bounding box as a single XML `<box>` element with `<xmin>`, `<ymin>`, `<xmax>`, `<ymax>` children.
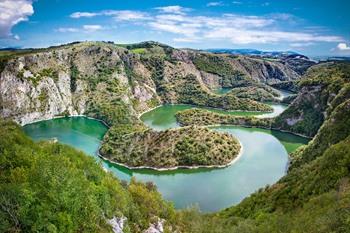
<box><xmin>1</xmin><ymin>41</ymin><xmax>349</xmax><ymax>232</ymax></box>
<box><xmin>23</xmin><ymin>105</ymin><xmax>308</xmax><ymax>211</ymax></box>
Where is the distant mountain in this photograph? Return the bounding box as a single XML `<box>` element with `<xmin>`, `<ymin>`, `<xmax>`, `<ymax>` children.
<box><xmin>325</xmin><ymin>56</ymin><xmax>350</xmax><ymax>62</ymax></box>
<box><xmin>0</xmin><ymin>47</ymin><xmax>22</xmax><ymax>51</ymax></box>
<box><xmin>206</xmin><ymin>48</ymin><xmax>300</xmax><ymax>58</ymax></box>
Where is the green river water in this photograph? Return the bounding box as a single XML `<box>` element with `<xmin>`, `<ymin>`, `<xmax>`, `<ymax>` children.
<box><xmin>23</xmin><ymin>104</ymin><xmax>308</xmax><ymax>212</ymax></box>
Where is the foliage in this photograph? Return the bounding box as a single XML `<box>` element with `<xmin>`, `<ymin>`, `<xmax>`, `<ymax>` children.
<box><xmin>176</xmin><ymin>75</ymin><xmax>272</xmax><ymax>111</ymax></box>
<box><xmin>228</xmin><ymin>85</ymin><xmax>280</xmax><ymax>102</ymax></box>
<box><xmin>100</xmin><ymin>126</ymin><xmax>241</xmax><ymax>168</ymax></box>
<box><xmin>193</xmin><ymin>54</ymin><xmax>243</xmax><ymax>78</ymax></box>
<box><xmin>176</xmin><ymin>109</ymin><xmax>272</xmax><ymax>128</ymax></box>
<box><xmin>70</xmin><ymin>64</ymin><xmax>79</xmax><ymax>92</ymax></box>
<box><xmin>273</xmin><ymin>62</ymin><xmax>350</xmax><ymax>137</ymax></box>
<box><xmin>0</xmin><ymin>119</ymin><xmax>178</xmax><ymax>233</ymax></box>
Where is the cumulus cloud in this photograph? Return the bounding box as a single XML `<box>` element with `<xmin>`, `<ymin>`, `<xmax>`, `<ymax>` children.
<box><xmin>111</xmin><ymin>10</ymin><xmax>149</xmax><ymax>21</ymax></box>
<box><xmin>56</xmin><ymin>27</ymin><xmax>79</xmax><ymax>33</ymax></box>
<box><xmin>205</xmin><ymin>28</ymin><xmax>341</xmax><ymax>44</ymax></box>
<box><xmin>0</xmin><ymin>0</ymin><xmax>34</xmax><ymax>38</ymax></box>
<box><xmin>83</xmin><ymin>24</ymin><xmax>103</xmax><ymax>32</ymax></box>
<box><xmin>70</xmin><ymin>10</ymin><xmax>148</xmax><ymax>21</ymax></box>
<box><xmin>206</xmin><ymin>2</ymin><xmax>225</xmax><ymax>7</ymax></box>
<box><xmin>56</xmin><ymin>25</ymin><xmax>103</xmax><ymax>33</ymax></box>
<box><xmin>154</xmin><ymin>5</ymin><xmax>191</xmax><ymax>15</ymax></box>
<box><xmin>68</xmin><ymin>5</ymin><xmax>343</xmax><ymax>45</ymax></box>
<box><xmin>70</xmin><ymin>12</ymin><xmax>98</xmax><ymax>18</ymax></box>
<box><xmin>337</xmin><ymin>43</ymin><xmax>350</xmax><ymax>51</ymax></box>
<box><xmin>290</xmin><ymin>42</ymin><xmax>314</xmax><ymax>48</ymax></box>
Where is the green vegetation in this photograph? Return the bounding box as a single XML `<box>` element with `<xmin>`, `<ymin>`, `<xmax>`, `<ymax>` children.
<box><xmin>101</xmin><ymin>126</ymin><xmax>241</xmax><ymax>168</ymax></box>
<box><xmin>273</xmin><ymin>62</ymin><xmax>350</xmax><ymax>137</ymax></box>
<box><xmin>270</xmin><ymin>81</ymin><xmax>298</xmax><ymax>92</ymax></box>
<box><xmin>228</xmin><ymin>85</ymin><xmax>280</xmax><ymax>102</ymax></box>
<box><xmin>38</xmin><ymin>89</ymin><xmax>49</xmax><ymax>112</ymax></box>
<box><xmin>1</xmin><ymin>42</ymin><xmax>349</xmax><ymax>232</ymax></box>
<box><xmin>38</xmin><ymin>68</ymin><xmax>59</xmax><ymax>82</ymax></box>
<box><xmin>176</xmin><ymin>75</ymin><xmax>273</xmax><ymax>111</ymax></box>
<box><xmin>70</xmin><ymin>64</ymin><xmax>79</xmax><ymax>92</ymax></box>
<box><xmin>131</xmin><ymin>48</ymin><xmax>146</xmax><ymax>54</ymax></box>
<box><xmin>0</xmin><ymin>119</ymin><xmax>179</xmax><ymax>232</ymax></box>
<box><xmin>173</xmin><ymin>62</ymin><xmax>350</xmax><ymax>233</ymax></box>
<box><xmin>176</xmin><ymin>109</ymin><xmax>272</xmax><ymax>128</ymax></box>
<box><xmin>290</xmin><ymin>98</ymin><xmax>350</xmax><ymax>168</ymax></box>
<box><xmin>193</xmin><ymin>53</ymin><xmax>252</xmax><ymax>87</ymax></box>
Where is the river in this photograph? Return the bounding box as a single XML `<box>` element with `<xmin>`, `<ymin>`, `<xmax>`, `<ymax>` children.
<box><xmin>23</xmin><ymin>103</ymin><xmax>308</xmax><ymax>212</ymax></box>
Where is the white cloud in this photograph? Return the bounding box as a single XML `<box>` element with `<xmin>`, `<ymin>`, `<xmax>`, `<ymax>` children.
<box><xmin>56</xmin><ymin>25</ymin><xmax>103</xmax><ymax>33</ymax></box>
<box><xmin>154</xmin><ymin>5</ymin><xmax>191</xmax><ymax>15</ymax></box>
<box><xmin>173</xmin><ymin>37</ymin><xmax>200</xmax><ymax>43</ymax></box>
<box><xmin>207</xmin><ymin>2</ymin><xmax>225</xmax><ymax>7</ymax></box>
<box><xmin>83</xmin><ymin>24</ymin><xmax>103</xmax><ymax>32</ymax></box>
<box><xmin>111</xmin><ymin>11</ymin><xmax>149</xmax><ymax>21</ymax></box>
<box><xmin>290</xmin><ymin>42</ymin><xmax>314</xmax><ymax>48</ymax></box>
<box><xmin>0</xmin><ymin>0</ymin><xmax>34</xmax><ymax>38</ymax></box>
<box><xmin>337</xmin><ymin>43</ymin><xmax>350</xmax><ymax>51</ymax></box>
<box><xmin>204</xmin><ymin>28</ymin><xmax>342</xmax><ymax>44</ymax></box>
<box><xmin>56</xmin><ymin>27</ymin><xmax>79</xmax><ymax>33</ymax></box>
<box><xmin>70</xmin><ymin>10</ymin><xmax>148</xmax><ymax>21</ymax></box>
<box><xmin>70</xmin><ymin>12</ymin><xmax>98</xmax><ymax>18</ymax></box>
<box><xmin>68</xmin><ymin>6</ymin><xmax>343</xmax><ymax>46</ymax></box>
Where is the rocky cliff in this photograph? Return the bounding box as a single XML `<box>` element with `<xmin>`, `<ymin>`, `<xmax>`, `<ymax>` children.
<box><xmin>0</xmin><ymin>41</ymin><xmax>316</xmax><ymax>168</ymax></box>
<box><xmin>273</xmin><ymin>62</ymin><xmax>350</xmax><ymax>137</ymax></box>
<box><xmin>0</xmin><ymin>41</ymin><xmax>313</xmax><ymax>125</ymax></box>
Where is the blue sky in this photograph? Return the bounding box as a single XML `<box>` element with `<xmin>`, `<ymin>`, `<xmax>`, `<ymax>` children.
<box><xmin>0</xmin><ymin>0</ymin><xmax>349</xmax><ymax>56</ymax></box>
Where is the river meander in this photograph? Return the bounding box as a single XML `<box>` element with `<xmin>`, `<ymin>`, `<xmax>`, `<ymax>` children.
<box><xmin>23</xmin><ymin>104</ymin><xmax>308</xmax><ymax>212</ymax></box>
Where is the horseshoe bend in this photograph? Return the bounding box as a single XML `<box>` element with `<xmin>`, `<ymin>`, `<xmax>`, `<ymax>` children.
<box><xmin>1</xmin><ymin>3</ymin><xmax>350</xmax><ymax>232</ymax></box>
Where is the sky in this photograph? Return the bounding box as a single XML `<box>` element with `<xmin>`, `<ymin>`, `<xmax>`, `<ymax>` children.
<box><xmin>0</xmin><ymin>0</ymin><xmax>349</xmax><ymax>56</ymax></box>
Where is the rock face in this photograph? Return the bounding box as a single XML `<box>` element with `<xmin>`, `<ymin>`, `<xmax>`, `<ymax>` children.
<box><xmin>0</xmin><ymin>41</ymin><xmax>313</xmax><ymax>125</ymax></box>
<box><xmin>143</xmin><ymin>219</ymin><xmax>165</xmax><ymax>233</ymax></box>
<box><xmin>0</xmin><ymin>58</ymin><xmax>87</xmax><ymax>125</ymax></box>
<box><xmin>0</xmin><ymin>43</ymin><xmax>157</xmax><ymax>125</ymax></box>
<box><xmin>108</xmin><ymin>216</ymin><xmax>126</xmax><ymax>233</ymax></box>
<box><xmin>273</xmin><ymin>62</ymin><xmax>350</xmax><ymax>137</ymax></box>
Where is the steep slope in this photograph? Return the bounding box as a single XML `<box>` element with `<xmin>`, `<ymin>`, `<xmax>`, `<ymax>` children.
<box><xmin>1</xmin><ymin>41</ymin><xmax>309</xmax><ymax>168</ymax></box>
<box><xmin>176</xmin><ymin>62</ymin><xmax>350</xmax><ymax>233</ymax></box>
<box><xmin>0</xmin><ymin>41</ymin><xmax>277</xmax><ymax>125</ymax></box>
<box><xmin>273</xmin><ymin>62</ymin><xmax>350</xmax><ymax>137</ymax></box>
<box><xmin>0</xmin><ymin>119</ymin><xmax>179</xmax><ymax>232</ymax></box>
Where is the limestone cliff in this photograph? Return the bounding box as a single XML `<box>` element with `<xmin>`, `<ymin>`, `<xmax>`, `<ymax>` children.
<box><xmin>0</xmin><ymin>41</ymin><xmax>308</xmax><ymax>125</ymax></box>
<box><xmin>273</xmin><ymin>62</ymin><xmax>350</xmax><ymax>137</ymax></box>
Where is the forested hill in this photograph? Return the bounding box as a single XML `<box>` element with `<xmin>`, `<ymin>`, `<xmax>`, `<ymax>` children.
<box><xmin>208</xmin><ymin>62</ymin><xmax>350</xmax><ymax>233</ymax></box>
<box><xmin>1</xmin><ymin>42</ymin><xmax>349</xmax><ymax>232</ymax></box>
<box><xmin>0</xmin><ymin>41</ymin><xmax>314</xmax><ymax>169</ymax></box>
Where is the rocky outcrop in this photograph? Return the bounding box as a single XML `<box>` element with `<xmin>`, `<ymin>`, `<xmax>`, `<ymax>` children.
<box><xmin>108</xmin><ymin>216</ymin><xmax>126</xmax><ymax>233</ymax></box>
<box><xmin>143</xmin><ymin>219</ymin><xmax>165</xmax><ymax>233</ymax></box>
<box><xmin>273</xmin><ymin>62</ymin><xmax>350</xmax><ymax>137</ymax></box>
<box><xmin>0</xmin><ymin>43</ymin><xmax>158</xmax><ymax>125</ymax></box>
<box><xmin>0</xmin><ymin>41</ymin><xmax>313</xmax><ymax>125</ymax></box>
<box><xmin>0</xmin><ymin>57</ymin><xmax>87</xmax><ymax>125</ymax></box>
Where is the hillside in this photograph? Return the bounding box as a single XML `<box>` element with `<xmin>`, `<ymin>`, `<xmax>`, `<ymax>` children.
<box><xmin>0</xmin><ymin>41</ymin><xmax>313</xmax><ymax>168</ymax></box>
<box><xmin>0</xmin><ymin>41</ymin><xmax>349</xmax><ymax>232</ymax></box>
<box><xmin>100</xmin><ymin>125</ymin><xmax>241</xmax><ymax>169</ymax></box>
<box><xmin>0</xmin><ymin>119</ymin><xmax>179</xmax><ymax>232</ymax></box>
<box><xmin>1</xmin><ymin>61</ymin><xmax>349</xmax><ymax>232</ymax></box>
<box><xmin>178</xmin><ymin>62</ymin><xmax>350</xmax><ymax>233</ymax></box>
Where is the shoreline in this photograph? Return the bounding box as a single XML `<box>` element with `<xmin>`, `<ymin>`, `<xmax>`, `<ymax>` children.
<box><xmin>138</xmin><ymin>103</ymin><xmax>275</xmax><ymax>119</ymax></box>
<box><xmin>98</xmin><ymin>140</ymin><xmax>244</xmax><ymax>171</ymax></box>
<box><xmin>21</xmin><ymin>114</ymin><xmax>110</xmax><ymax>128</ymax></box>
<box><xmin>205</xmin><ymin>124</ymin><xmax>312</xmax><ymax>139</ymax></box>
